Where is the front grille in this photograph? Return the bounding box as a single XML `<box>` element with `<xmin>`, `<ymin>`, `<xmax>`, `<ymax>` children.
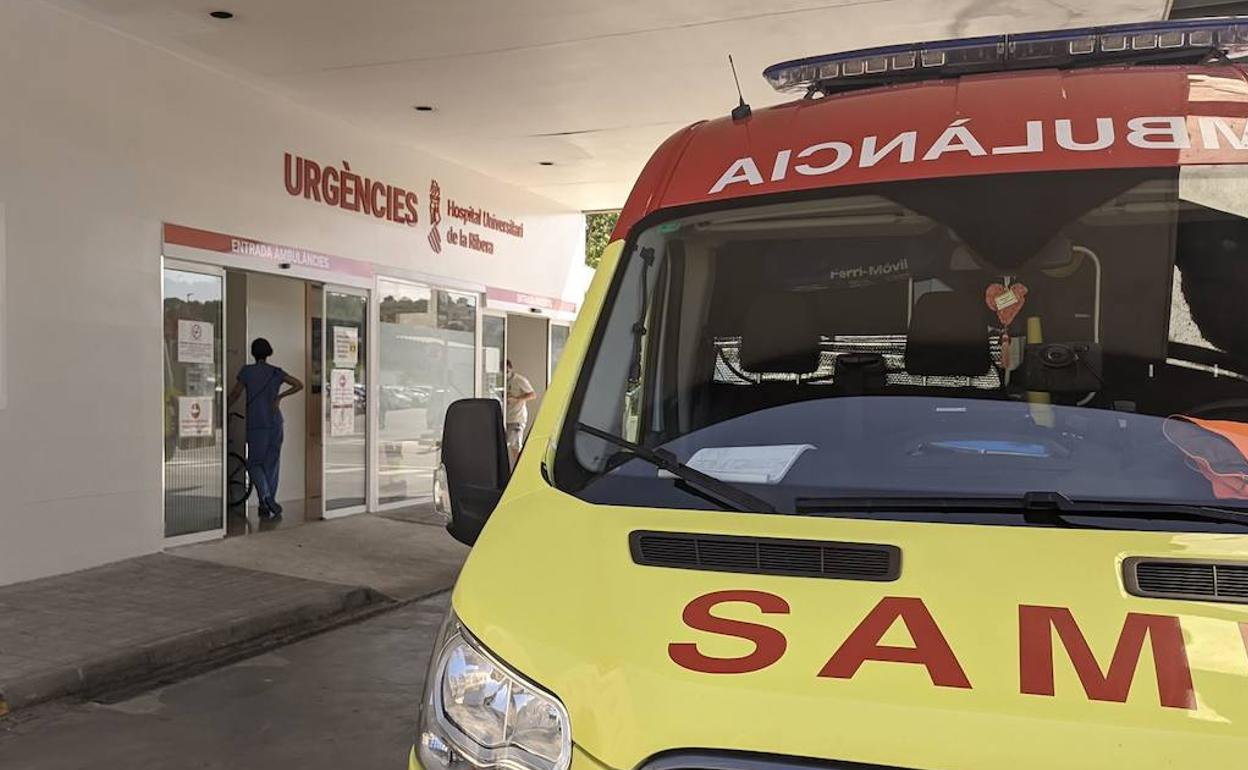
<box><xmin>1126</xmin><ymin>558</ymin><xmax>1248</xmax><ymax>603</ymax></box>
<box><xmin>631</xmin><ymin>531</ymin><xmax>900</xmax><ymax>581</ymax></box>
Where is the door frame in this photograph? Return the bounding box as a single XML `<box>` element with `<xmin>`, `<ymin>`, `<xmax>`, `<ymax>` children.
<box><xmin>161</xmin><ymin>257</ymin><xmax>228</xmax><ymax>547</ymax></box>
<box><xmin>503</xmin><ymin>312</ymin><xmax>551</xmax><ymax>443</ymax></box>
<box><xmin>322</xmin><ymin>283</ymin><xmax>372</xmax><ymax>519</ymax></box>
<box><xmin>481</xmin><ymin>308</ymin><xmax>507</xmax><ymax>402</ymax></box>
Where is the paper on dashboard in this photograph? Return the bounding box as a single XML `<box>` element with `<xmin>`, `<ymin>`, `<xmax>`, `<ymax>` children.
<box><xmin>658</xmin><ymin>444</ymin><xmax>816</xmax><ymax>485</ymax></box>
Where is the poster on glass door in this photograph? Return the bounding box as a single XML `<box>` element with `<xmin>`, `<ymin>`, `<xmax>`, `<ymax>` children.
<box><xmin>177</xmin><ymin>320</ymin><xmax>214</xmax><ymax>364</ymax></box>
<box><xmin>333</xmin><ymin>326</ymin><xmax>358</xmax><ymax>368</ymax></box>
<box><xmin>330</xmin><ymin>368</ymin><xmax>356</xmax><ymax>436</ymax></box>
<box><xmin>330</xmin><ymin>407</ymin><xmax>354</xmax><ymax>437</ymax></box>
<box><xmin>178</xmin><ymin>396</ymin><xmax>213</xmax><ymax>437</ymax></box>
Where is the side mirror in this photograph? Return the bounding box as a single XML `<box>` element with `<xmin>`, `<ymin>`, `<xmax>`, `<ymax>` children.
<box><xmin>439</xmin><ymin>398</ymin><xmax>511</xmax><ymax>546</ymax></box>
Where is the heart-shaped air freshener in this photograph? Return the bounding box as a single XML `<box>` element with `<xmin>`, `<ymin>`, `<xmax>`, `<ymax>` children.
<box><xmin>985</xmin><ymin>282</ymin><xmax>1028</xmax><ymax>326</ymax></box>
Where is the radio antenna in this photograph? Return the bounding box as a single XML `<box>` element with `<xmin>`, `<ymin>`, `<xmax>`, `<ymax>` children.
<box><xmin>728</xmin><ymin>55</ymin><xmax>752</xmax><ymax>121</ymax></box>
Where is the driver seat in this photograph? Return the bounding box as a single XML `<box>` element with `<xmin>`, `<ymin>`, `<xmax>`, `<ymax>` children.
<box><xmin>705</xmin><ymin>292</ymin><xmax>826</xmax><ymax>424</ymax></box>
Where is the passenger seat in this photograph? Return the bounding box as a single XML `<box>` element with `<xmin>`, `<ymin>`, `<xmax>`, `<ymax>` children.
<box><xmin>705</xmin><ymin>292</ymin><xmax>825</xmax><ymax>424</ymax></box>
<box><xmin>740</xmin><ymin>292</ymin><xmax>821</xmax><ymax>376</ymax></box>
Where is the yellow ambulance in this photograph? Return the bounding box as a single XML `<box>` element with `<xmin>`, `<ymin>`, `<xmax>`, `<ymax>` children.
<box><xmin>415</xmin><ymin>19</ymin><xmax>1248</xmax><ymax>770</ymax></box>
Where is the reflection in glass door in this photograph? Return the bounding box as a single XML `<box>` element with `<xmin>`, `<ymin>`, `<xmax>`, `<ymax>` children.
<box><xmin>378</xmin><ymin>279</ymin><xmax>478</xmax><ymax>506</ymax></box>
<box><xmin>324</xmin><ymin>289</ymin><xmax>368</xmax><ymax>513</ymax></box>
<box><xmin>163</xmin><ymin>265</ymin><xmax>225</xmax><ymax>538</ymax></box>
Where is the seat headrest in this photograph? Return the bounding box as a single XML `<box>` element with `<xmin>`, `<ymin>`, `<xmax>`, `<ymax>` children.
<box><xmin>740</xmin><ymin>293</ymin><xmax>820</xmax><ymax>375</ymax></box>
<box><xmin>905</xmin><ymin>291</ymin><xmax>991</xmax><ymax>376</ymax></box>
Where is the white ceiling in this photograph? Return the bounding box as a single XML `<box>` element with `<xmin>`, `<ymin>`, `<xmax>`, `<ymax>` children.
<box><xmin>48</xmin><ymin>0</ymin><xmax>1170</xmax><ymax>210</ymax></box>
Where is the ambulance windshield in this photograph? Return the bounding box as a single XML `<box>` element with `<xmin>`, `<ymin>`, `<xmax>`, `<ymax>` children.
<box><xmin>556</xmin><ymin>166</ymin><xmax>1248</xmax><ymax>527</ymax></box>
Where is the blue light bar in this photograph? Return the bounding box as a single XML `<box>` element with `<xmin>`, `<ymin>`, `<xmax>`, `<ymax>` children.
<box><xmin>764</xmin><ymin>18</ymin><xmax>1248</xmax><ymax>95</ymax></box>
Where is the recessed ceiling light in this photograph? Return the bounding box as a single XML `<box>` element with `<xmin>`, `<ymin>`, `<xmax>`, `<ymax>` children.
<box><xmin>413</xmin><ymin>105</ymin><xmax>435</xmax><ymax>112</ymax></box>
<box><xmin>209</xmin><ymin>10</ymin><xmax>234</xmax><ymax>19</ymax></box>
<box><xmin>538</xmin><ymin>161</ymin><xmax>555</xmax><ymax>166</ymax></box>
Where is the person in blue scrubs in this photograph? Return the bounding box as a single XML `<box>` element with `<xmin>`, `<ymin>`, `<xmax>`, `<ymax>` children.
<box><xmin>228</xmin><ymin>338</ymin><xmax>303</xmax><ymax>519</ymax></box>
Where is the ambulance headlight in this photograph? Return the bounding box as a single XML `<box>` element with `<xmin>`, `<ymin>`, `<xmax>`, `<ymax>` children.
<box><xmin>419</xmin><ymin>613</ymin><xmax>571</xmax><ymax>770</ymax></box>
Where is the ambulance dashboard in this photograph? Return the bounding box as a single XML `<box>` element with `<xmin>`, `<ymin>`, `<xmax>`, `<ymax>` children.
<box><xmin>577</xmin><ymin>395</ymin><xmax>1248</xmax><ymax>531</ymax></box>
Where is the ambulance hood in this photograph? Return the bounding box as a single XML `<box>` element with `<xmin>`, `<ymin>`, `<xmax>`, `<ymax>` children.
<box><xmin>454</xmin><ymin>486</ymin><xmax>1248</xmax><ymax>770</ymax></box>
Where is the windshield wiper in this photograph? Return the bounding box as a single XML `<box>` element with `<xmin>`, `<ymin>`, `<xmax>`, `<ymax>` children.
<box><xmin>794</xmin><ymin>491</ymin><xmax>1248</xmax><ymax>528</ymax></box>
<box><xmin>576</xmin><ymin>422</ymin><xmax>776</xmax><ymax>513</ymax></box>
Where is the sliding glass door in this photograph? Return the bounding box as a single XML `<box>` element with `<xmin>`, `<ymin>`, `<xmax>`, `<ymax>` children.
<box><xmin>378</xmin><ymin>278</ymin><xmax>478</xmax><ymax>506</ymax></box>
<box><xmin>324</xmin><ymin>287</ymin><xmax>368</xmax><ymax>514</ymax></box>
<box><xmin>162</xmin><ymin>263</ymin><xmax>225</xmax><ymax>539</ymax></box>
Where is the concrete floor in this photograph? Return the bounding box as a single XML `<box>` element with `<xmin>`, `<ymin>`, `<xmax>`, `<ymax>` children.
<box><xmin>176</xmin><ymin>512</ymin><xmax>469</xmax><ymax>601</ymax></box>
<box><xmin>0</xmin><ymin>594</ymin><xmax>449</xmax><ymax>770</ymax></box>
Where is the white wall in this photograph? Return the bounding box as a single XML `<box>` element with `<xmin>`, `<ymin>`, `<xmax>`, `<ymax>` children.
<box><xmin>0</xmin><ymin>0</ymin><xmax>587</xmax><ymax>585</ymax></box>
<box><xmin>244</xmin><ymin>274</ymin><xmax>307</xmax><ymax>506</ymax></box>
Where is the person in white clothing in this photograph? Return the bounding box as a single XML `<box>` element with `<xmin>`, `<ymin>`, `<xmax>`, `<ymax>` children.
<box><xmin>505</xmin><ymin>359</ymin><xmax>536</xmax><ymax>465</ymax></box>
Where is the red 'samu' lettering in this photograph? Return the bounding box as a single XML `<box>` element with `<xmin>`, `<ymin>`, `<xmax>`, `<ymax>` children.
<box><xmin>818</xmin><ymin>597</ymin><xmax>972</xmax><ymax>688</ymax></box>
<box><xmin>1018</xmin><ymin>605</ymin><xmax>1196</xmax><ymax>709</ymax></box>
<box><xmin>669</xmin><ymin>591</ymin><xmax>1202</xmax><ymax>710</ymax></box>
<box><xmin>669</xmin><ymin>590</ymin><xmax>789</xmax><ymax>674</ymax></box>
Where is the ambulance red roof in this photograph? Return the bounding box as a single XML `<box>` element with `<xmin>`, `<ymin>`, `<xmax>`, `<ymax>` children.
<box><xmin>614</xmin><ymin>65</ymin><xmax>1248</xmax><ymax>239</ymax></box>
